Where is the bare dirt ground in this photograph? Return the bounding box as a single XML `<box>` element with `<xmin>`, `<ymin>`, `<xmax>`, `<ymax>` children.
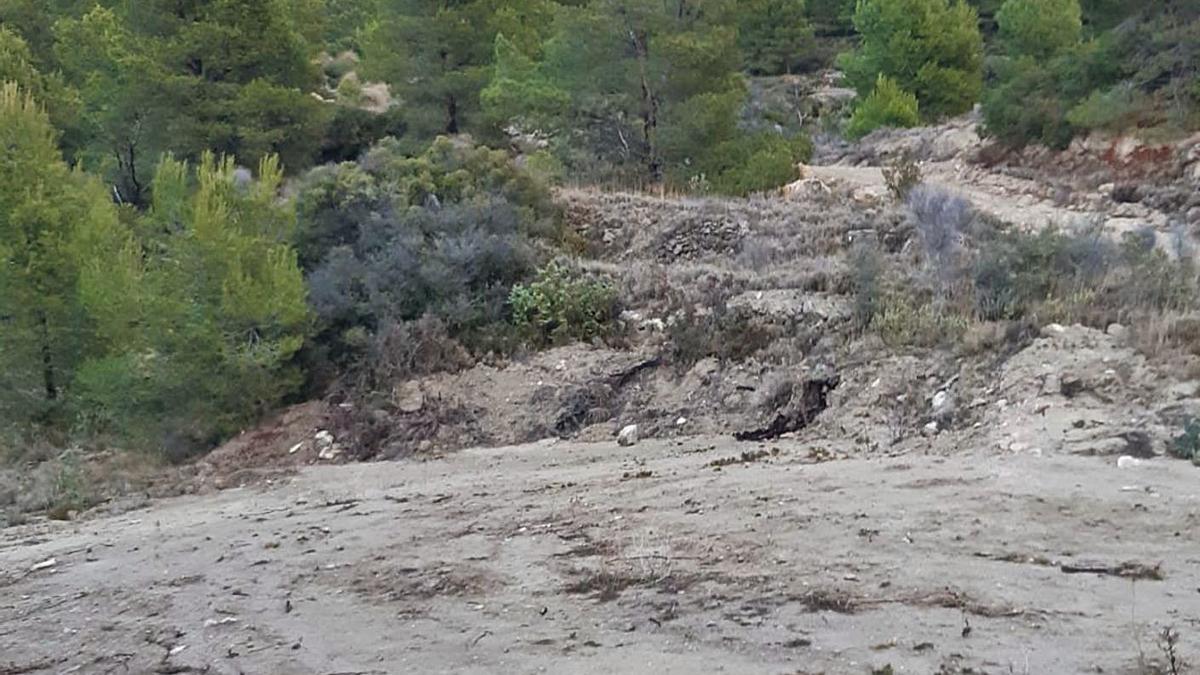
<box><xmin>3</xmin><ymin>433</ymin><xmax>1198</xmax><ymax>675</ymax></box>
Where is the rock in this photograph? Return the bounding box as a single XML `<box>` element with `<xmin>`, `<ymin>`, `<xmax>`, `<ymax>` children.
<box><xmin>922</xmin><ymin>421</ymin><xmax>940</xmax><ymax>436</ymax></box>
<box><xmin>1105</xmin><ymin>323</ymin><xmax>1129</xmax><ymax>342</ymax></box>
<box><xmin>1060</xmin><ymin>375</ymin><xmax>1086</xmax><ymax>399</ymax></box>
<box><xmin>1116</xmin><ymin>455</ymin><xmax>1143</xmax><ymax>469</ymax></box>
<box><xmin>29</xmin><ymin>558</ymin><xmax>57</xmax><ymax>572</ymax></box>
<box><xmin>395</xmin><ymin>382</ymin><xmax>425</xmax><ymax>414</ymax></box>
<box><xmin>1118</xmin><ymin>431</ymin><xmax>1154</xmax><ymax>458</ymax></box>
<box><xmin>675</xmin><ymin>417</ymin><xmax>688</xmax><ymax>427</ymax></box>
<box><xmin>287</xmin><ymin>441</ymin><xmax>304</xmax><ymax>455</ymax></box>
<box><xmin>314</xmin><ymin>430</ymin><xmax>341</xmax><ymax>460</ymax></box>
<box><xmin>931</xmin><ymin>390</ymin><xmax>949</xmax><ymax>410</ymax></box>
<box><xmin>618</xmin><ymin>424</ymin><xmax>639</xmax><ymax>447</ymax></box>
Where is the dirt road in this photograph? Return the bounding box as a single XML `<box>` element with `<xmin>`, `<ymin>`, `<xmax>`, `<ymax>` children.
<box><xmin>2</xmin><ymin>435</ymin><xmax>1196</xmax><ymax>674</ymax></box>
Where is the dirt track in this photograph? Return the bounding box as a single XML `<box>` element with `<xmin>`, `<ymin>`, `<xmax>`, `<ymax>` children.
<box><xmin>2</xmin><ymin>436</ymin><xmax>1197</xmax><ymax>674</ymax></box>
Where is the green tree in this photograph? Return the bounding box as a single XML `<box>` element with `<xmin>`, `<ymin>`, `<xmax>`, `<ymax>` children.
<box><xmin>0</xmin><ymin>82</ymin><xmax>134</xmax><ymax>423</ymax></box>
<box><xmin>807</xmin><ymin>0</ymin><xmax>856</xmax><ymax>35</ymax></box>
<box><xmin>0</xmin><ymin>0</ymin><xmax>94</xmax><ymax>65</ymax></box>
<box><xmin>838</xmin><ymin>0</ymin><xmax>984</xmax><ymax>119</ymax></box>
<box><xmin>322</xmin><ymin>0</ymin><xmax>380</xmax><ymax>50</ymax></box>
<box><xmin>362</xmin><ymin>0</ymin><xmax>560</xmax><ymax>146</ymax></box>
<box><xmin>0</xmin><ymin>26</ymin><xmax>81</xmax><ymax>152</ymax></box>
<box><xmin>75</xmin><ymin>153</ymin><xmax>309</xmax><ymax>450</ymax></box>
<box><xmin>484</xmin><ymin>0</ymin><xmax>805</xmax><ymax>191</ymax></box>
<box><xmin>739</xmin><ymin>0</ymin><xmax>814</xmax><ymax>75</ymax></box>
<box><xmin>997</xmin><ymin>0</ymin><xmax>1082</xmax><ymax>59</ymax></box>
<box><xmin>54</xmin><ymin>1</ymin><xmax>327</xmax><ymax>206</ymax></box>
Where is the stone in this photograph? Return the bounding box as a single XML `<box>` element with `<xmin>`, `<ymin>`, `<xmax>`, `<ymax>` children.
<box><xmin>395</xmin><ymin>382</ymin><xmax>425</xmax><ymax>414</ymax></box>
<box><xmin>1116</xmin><ymin>455</ymin><xmax>1143</xmax><ymax>469</ymax></box>
<box><xmin>1105</xmin><ymin>323</ymin><xmax>1129</xmax><ymax>342</ymax></box>
<box><xmin>618</xmin><ymin>424</ymin><xmax>639</xmax><ymax>447</ymax></box>
<box><xmin>314</xmin><ymin>430</ymin><xmax>341</xmax><ymax>460</ymax></box>
<box><xmin>931</xmin><ymin>390</ymin><xmax>949</xmax><ymax>410</ymax></box>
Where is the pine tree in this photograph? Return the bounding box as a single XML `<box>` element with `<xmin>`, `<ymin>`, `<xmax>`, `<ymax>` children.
<box><xmin>0</xmin><ymin>82</ymin><xmax>133</xmax><ymax>422</ymax></box>
<box><xmin>838</xmin><ymin>0</ymin><xmax>984</xmax><ymax>119</ymax></box>
<box><xmin>997</xmin><ymin>0</ymin><xmax>1082</xmax><ymax>59</ymax></box>
<box><xmin>53</xmin><ymin>1</ymin><xmax>326</xmax><ymax>206</ymax></box>
<box><xmin>483</xmin><ymin>0</ymin><xmax>748</xmax><ymax>184</ymax></box>
<box><xmin>75</xmin><ymin>153</ymin><xmax>309</xmax><ymax>448</ymax></box>
<box><xmin>361</xmin><ymin>0</ymin><xmax>561</xmax><ymax>145</ymax></box>
<box><xmin>739</xmin><ymin>0</ymin><xmax>814</xmax><ymax>75</ymax></box>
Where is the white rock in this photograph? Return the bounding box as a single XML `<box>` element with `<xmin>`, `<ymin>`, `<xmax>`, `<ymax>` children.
<box><xmin>618</xmin><ymin>424</ymin><xmax>640</xmax><ymax>447</ymax></box>
<box><xmin>29</xmin><ymin>558</ymin><xmax>57</xmax><ymax>572</ymax></box>
<box><xmin>1116</xmin><ymin>455</ymin><xmax>1143</xmax><ymax>469</ymax></box>
<box><xmin>288</xmin><ymin>441</ymin><xmax>304</xmax><ymax>455</ymax></box>
<box><xmin>932</xmin><ymin>390</ymin><xmax>949</xmax><ymax>410</ymax></box>
<box><xmin>923</xmin><ymin>421</ymin><xmax>940</xmax><ymax>436</ymax></box>
<box><xmin>675</xmin><ymin>417</ymin><xmax>688</xmax><ymax>427</ymax></box>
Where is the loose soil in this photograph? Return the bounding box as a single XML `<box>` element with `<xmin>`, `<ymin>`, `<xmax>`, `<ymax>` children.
<box><xmin>2</xmin><ymin>436</ymin><xmax>1198</xmax><ymax>674</ymax></box>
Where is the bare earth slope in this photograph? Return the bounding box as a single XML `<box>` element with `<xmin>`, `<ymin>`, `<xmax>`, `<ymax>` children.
<box><xmin>3</xmin><ymin>435</ymin><xmax>1197</xmax><ymax>675</ymax></box>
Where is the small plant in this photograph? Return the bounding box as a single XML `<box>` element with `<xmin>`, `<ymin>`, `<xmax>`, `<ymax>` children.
<box><xmin>873</xmin><ymin>288</ymin><xmax>968</xmax><ymax>348</ymax></box>
<box><xmin>849</xmin><ymin>239</ymin><xmax>884</xmax><ymax>330</ymax></box>
<box><xmin>1170</xmin><ymin>417</ymin><xmax>1200</xmax><ymax>465</ymax></box>
<box><xmin>883</xmin><ymin>150</ymin><xmax>922</xmax><ymax>201</ymax></box>
<box><xmin>510</xmin><ymin>262</ymin><xmax>619</xmax><ymax>346</ymax></box>
<box><xmin>846</xmin><ymin>75</ymin><xmax>920</xmax><ymax>140</ymax></box>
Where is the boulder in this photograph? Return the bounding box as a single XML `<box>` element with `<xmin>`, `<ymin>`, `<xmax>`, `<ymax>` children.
<box><xmin>618</xmin><ymin>424</ymin><xmax>640</xmax><ymax>447</ymax></box>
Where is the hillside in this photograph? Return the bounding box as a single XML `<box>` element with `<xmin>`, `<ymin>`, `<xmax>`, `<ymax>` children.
<box><xmin>5</xmin><ymin>116</ymin><xmax>1200</xmax><ymax>673</ymax></box>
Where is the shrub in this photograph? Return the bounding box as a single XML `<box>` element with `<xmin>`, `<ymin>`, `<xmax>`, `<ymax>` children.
<box><xmin>317</xmin><ymin>105</ymin><xmax>407</xmax><ymax>165</ymax></box>
<box><xmin>882</xmin><ymin>150</ymin><xmax>922</xmax><ymax>200</ymax></box>
<box><xmin>849</xmin><ymin>239</ymin><xmax>885</xmax><ymax>329</ymax></box>
<box><xmin>1170</xmin><ymin>416</ymin><xmax>1200</xmax><ymax>465</ymax></box>
<box><xmin>1066</xmin><ymin>83</ymin><xmax>1151</xmax><ymax>132</ymax></box>
<box><xmin>981</xmin><ymin>57</ymin><xmax>1075</xmax><ymax>149</ymax></box>
<box><xmin>846</xmin><ymin>76</ymin><xmax>920</xmax><ymax>140</ymax></box>
<box><xmin>668</xmin><ymin>303</ymin><xmax>786</xmax><ymax>366</ymax></box>
<box><xmin>510</xmin><ymin>262</ymin><xmax>619</xmax><ymax>346</ymax></box>
<box><xmin>873</xmin><ymin>288</ymin><xmax>968</xmax><ymax>348</ymax></box>
<box><xmin>297</xmin><ymin>137</ymin><xmax>561</xmax><ymax>390</ymax></box>
<box><xmin>907</xmin><ymin>184</ymin><xmax>973</xmax><ymax>293</ymax></box>
<box><xmin>707</xmin><ymin>134</ymin><xmax>813</xmax><ymax>196</ymax></box>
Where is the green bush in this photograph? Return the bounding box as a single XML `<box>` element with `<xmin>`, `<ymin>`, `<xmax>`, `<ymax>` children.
<box><xmin>873</xmin><ymin>288</ymin><xmax>968</xmax><ymax>348</ymax></box>
<box><xmin>846</xmin><ymin>76</ymin><xmax>920</xmax><ymax>140</ymax></box>
<box><xmin>510</xmin><ymin>263</ymin><xmax>619</xmax><ymax>346</ymax></box>
<box><xmin>981</xmin><ymin>56</ymin><xmax>1076</xmax><ymax>149</ymax></box>
<box><xmin>1171</xmin><ymin>416</ymin><xmax>1200</xmax><ymax>465</ymax></box>
<box><xmin>1066</xmin><ymin>83</ymin><xmax>1151</xmax><ymax>132</ymax></box>
<box><xmin>707</xmin><ymin>134</ymin><xmax>813</xmax><ymax>196</ymax></box>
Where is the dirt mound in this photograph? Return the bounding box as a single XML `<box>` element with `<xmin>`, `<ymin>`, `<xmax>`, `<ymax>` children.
<box><xmin>981</xmin><ymin>323</ymin><xmax>1200</xmax><ymax>459</ymax></box>
<box><xmin>197</xmin><ymin>401</ymin><xmax>333</xmax><ymax>487</ymax></box>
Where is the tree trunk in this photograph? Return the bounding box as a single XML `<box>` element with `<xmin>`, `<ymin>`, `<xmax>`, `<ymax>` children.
<box><xmin>38</xmin><ymin>311</ymin><xmax>57</xmax><ymax>402</ymax></box>
<box><xmin>446</xmin><ymin>95</ymin><xmax>459</xmax><ymax>134</ymax></box>
<box><xmin>630</xmin><ymin>30</ymin><xmax>661</xmax><ymax>183</ymax></box>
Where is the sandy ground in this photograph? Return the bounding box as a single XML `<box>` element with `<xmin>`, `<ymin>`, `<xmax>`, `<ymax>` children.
<box><xmin>3</xmin><ymin>435</ymin><xmax>1197</xmax><ymax>675</ymax></box>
